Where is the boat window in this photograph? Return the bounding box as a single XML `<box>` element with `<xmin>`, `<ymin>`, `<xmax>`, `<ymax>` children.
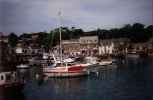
<box><xmin>6</xmin><ymin>74</ymin><xmax>11</xmax><ymax>81</ymax></box>
<box><xmin>56</xmin><ymin>63</ymin><xmax>62</xmax><ymax>66</ymax></box>
<box><xmin>63</xmin><ymin>63</ymin><xmax>66</xmax><ymax>66</ymax></box>
<box><xmin>1</xmin><ymin>75</ymin><xmax>4</xmax><ymax>80</ymax></box>
<box><xmin>67</xmin><ymin>63</ymin><xmax>71</xmax><ymax>66</ymax></box>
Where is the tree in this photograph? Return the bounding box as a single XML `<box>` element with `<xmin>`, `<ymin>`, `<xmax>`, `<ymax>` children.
<box><xmin>71</xmin><ymin>27</ymin><xmax>84</xmax><ymax>39</ymax></box>
<box><xmin>98</xmin><ymin>29</ymin><xmax>110</xmax><ymax>39</ymax></box>
<box><xmin>36</xmin><ymin>32</ymin><xmax>48</xmax><ymax>47</ymax></box>
<box><xmin>109</xmin><ymin>28</ymin><xmax>120</xmax><ymax>38</ymax></box>
<box><xmin>120</xmin><ymin>24</ymin><xmax>132</xmax><ymax>38</ymax></box>
<box><xmin>61</xmin><ymin>27</ymin><xmax>71</xmax><ymax>40</ymax></box>
<box><xmin>19</xmin><ymin>33</ymin><xmax>31</xmax><ymax>39</ymax></box>
<box><xmin>145</xmin><ymin>25</ymin><xmax>153</xmax><ymax>39</ymax></box>
<box><xmin>130</xmin><ymin>23</ymin><xmax>145</xmax><ymax>42</ymax></box>
<box><xmin>8</xmin><ymin>33</ymin><xmax>18</xmax><ymax>47</ymax></box>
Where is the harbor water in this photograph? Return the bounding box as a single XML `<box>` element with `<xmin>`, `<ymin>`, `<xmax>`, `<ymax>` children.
<box><xmin>1</xmin><ymin>56</ymin><xmax>153</xmax><ymax>100</ymax></box>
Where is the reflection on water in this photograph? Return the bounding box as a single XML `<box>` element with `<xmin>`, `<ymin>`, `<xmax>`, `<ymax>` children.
<box><xmin>0</xmin><ymin>85</ymin><xmax>24</xmax><ymax>100</ymax></box>
<box><xmin>1</xmin><ymin>56</ymin><xmax>153</xmax><ymax>100</ymax></box>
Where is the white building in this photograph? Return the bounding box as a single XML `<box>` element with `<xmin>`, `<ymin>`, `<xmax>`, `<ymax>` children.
<box><xmin>79</xmin><ymin>36</ymin><xmax>98</xmax><ymax>44</ymax></box>
<box><xmin>99</xmin><ymin>43</ymin><xmax>114</xmax><ymax>55</ymax></box>
<box><xmin>99</xmin><ymin>38</ymin><xmax>130</xmax><ymax>55</ymax></box>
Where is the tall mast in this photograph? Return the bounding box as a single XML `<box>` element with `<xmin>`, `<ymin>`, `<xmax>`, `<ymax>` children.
<box><xmin>58</xmin><ymin>11</ymin><xmax>62</xmax><ymax>64</ymax></box>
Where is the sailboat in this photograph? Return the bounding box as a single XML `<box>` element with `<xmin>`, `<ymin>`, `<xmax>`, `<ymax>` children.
<box><xmin>43</xmin><ymin>12</ymin><xmax>89</xmax><ymax>77</ymax></box>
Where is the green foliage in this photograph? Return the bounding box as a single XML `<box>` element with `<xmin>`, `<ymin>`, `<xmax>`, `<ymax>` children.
<box><xmin>130</xmin><ymin>23</ymin><xmax>145</xmax><ymax>42</ymax></box>
<box><xmin>8</xmin><ymin>33</ymin><xmax>18</xmax><ymax>47</ymax></box>
<box><xmin>71</xmin><ymin>27</ymin><xmax>84</xmax><ymax>39</ymax></box>
<box><xmin>37</xmin><ymin>32</ymin><xmax>48</xmax><ymax>47</ymax></box>
<box><xmin>145</xmin><ymin>25</ymin><xmax>153</xmax><ymax>39</ymax></box>
<box><xmin>19</xmin><ymin>33</ymin><xmax>31</xmax><ymax>39</ymax></box>
<box><xmin>98</xmin><ymin>23</ymin><xmax>153</xmax><ymax>42</ymax></box>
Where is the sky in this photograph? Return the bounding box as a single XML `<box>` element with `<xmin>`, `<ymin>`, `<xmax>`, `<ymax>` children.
<box><xmin>0</xmin><ymin>0</ymin><xmax>152</xmax><ymax>35</ymax></box>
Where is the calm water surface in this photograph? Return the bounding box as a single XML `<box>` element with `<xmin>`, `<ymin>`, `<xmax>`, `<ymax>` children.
<box><xmin>2</xmin><ymin>57</ymin><xmax>153</xmax><ymax>100</ymax></box>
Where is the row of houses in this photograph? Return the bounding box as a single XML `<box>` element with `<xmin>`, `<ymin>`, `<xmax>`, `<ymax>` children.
<box><xmin>1</xmin><ymin>32</ymin><xmax>153</xmax><ymax>57</ymax></box>
<box><xmin>14</xmin><ymin>32</ymin><xmax>128</xmax><ymax>56</ymax></box>
<box><xmin>62</xmin><ymin>36</ymin><xmax>131</xmax><ymax>56</ymax></box>
<box><xmin>62</xmin><ymin>35</ymin><xmax>153</xmax><ymax>56</ymax></box>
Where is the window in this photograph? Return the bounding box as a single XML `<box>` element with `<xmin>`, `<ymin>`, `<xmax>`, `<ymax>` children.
<box><xmin>6</xmin><ymin>74</ymin><xmax>11</xmax><ymax>81</ymax></box>
<box><xmin>0</xmin><ymin>75</ymin><xmax>4</xmax><ymax>80</ymax></box>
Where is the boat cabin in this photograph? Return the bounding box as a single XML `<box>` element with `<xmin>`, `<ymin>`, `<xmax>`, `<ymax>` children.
<box><xmin>0</xmin><ymin>72</ymin><xmax>17</xmax><ymax>86</ymax></box>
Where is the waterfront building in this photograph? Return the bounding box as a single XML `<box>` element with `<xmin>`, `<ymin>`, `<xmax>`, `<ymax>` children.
<box><xmin>17</xmin><ymin>38</ymin><xmax>32</xmax><ymax>48</ymax></box>
<box><xmin>79</xmin><ymin>35</ymin><xmax>98</xmax><ymax>56</ymax></box>
<box><xmin>99</xmin><ymin>39</ymin><xmax>114</xmax><ymax>55</ymax></box>
<box><xmin>0</xmin><ymin>33</ymin><xmax>9</xmax><ymax>43</ymax></box>
<box><xmin>16</xmin><ymin>33</ymin><xmax>45</xmax><ymax>61</ymax></box>
<box><xmin>19</xmin><ymin>32</ymin><xmax>43</xmax><ymax>48</ymax></box>
<box><xmin>130</xmin><ymin>43</ymin><xmax>147</xmax><ymax>52</ymax></box>
<box><xmin>147</xmin><ymin>37</ymin><xmax>153</xmax><ymax>54</ymax></box>
<box><xmin>62</xmin><ymin>39</ymin><xmax>80</xmax><ymax>55</ymax></box>
<box><xmin>99</xmin><ymin>38</ymin><xmax>130</xmax><ymax>55</ymax></box>
<box><xmin>57</xmin><ymin>32</ymin><xmax>99</xmax><ymax>56</ymax></box>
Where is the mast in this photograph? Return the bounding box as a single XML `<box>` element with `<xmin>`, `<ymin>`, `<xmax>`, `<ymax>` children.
<box><xmin>58</xmin><ymin>11</ymin><xmax>63</xmax><ymax>65</ymax></box>
<box><xmin>58</xmin><ymin>11</ymin><xmax>68</xmax><ymax>71</ymax></box>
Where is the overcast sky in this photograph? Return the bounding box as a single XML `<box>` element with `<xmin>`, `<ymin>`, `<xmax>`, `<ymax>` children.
<box><xmin>0</xmin><ymin>0</ymin><xmax>152</xmax><ymax>35</ymax></box>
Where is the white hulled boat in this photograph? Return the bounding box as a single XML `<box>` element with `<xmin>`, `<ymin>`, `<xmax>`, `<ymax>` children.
<box><xmin>43</xmin><ymin>12</ymin><xmax>89</xmax><ymax>77</ymax></box>
<box><xmin>43</xmin><ymin>62</ymin><xmax>88</xmax><ymax>77</ymax></box>
<box><xmin>80</xmin><ymin>56</ymin><xmax>98</xmax><ymax>67</ymax></box>
<box><xmin>16</xmin><ymin>64</ymin><xmax>29</xmax><ymax>69</ymax></box>
<box><xmin>98</xmin><ymin>60</ymin><xmax>112</xmax><ymax>66</ymax></box>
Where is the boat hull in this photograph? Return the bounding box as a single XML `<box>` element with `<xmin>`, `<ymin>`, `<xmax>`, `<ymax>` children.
<box><xmin>127</xmin><ymin>54</ymin><xmax>139</xmax><ymax>58</ymax></box>
<box><xmin>43</xmin><ymin>65</ymin><xmax>89</xmax><ymax>78</ymax></box>
<box><xmin>0</xmin><ymin>81</ymin><xmax>24</xmax><ymax>88</ymax></box>
<box><xmin>98</xmin><ymin>61</ymin><xmax>112</xmax><ymax>66</ymax></box>
<box><xmin>44</xmin><ymin>71</ymin><xmax>88</xmax><ymax>78</ymax></box>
